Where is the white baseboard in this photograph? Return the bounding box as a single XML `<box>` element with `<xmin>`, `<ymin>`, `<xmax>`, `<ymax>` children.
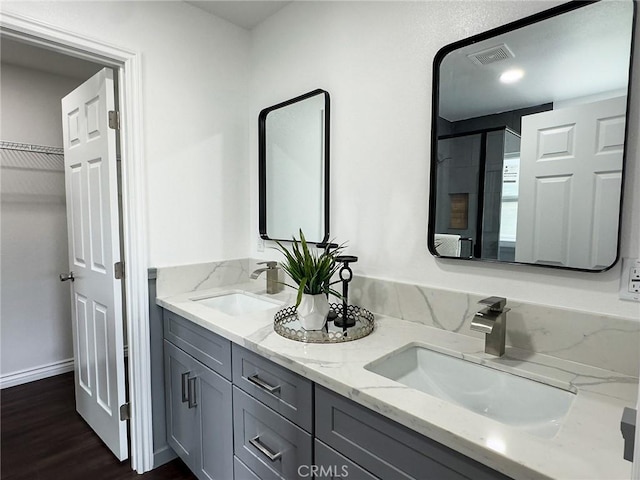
<box><xmin>0</xmin><ymin>358</ymin><xmax>74</xmax><ymax>389</ymax></box>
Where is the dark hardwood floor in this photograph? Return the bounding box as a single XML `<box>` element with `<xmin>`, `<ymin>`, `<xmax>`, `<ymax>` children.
<box><xmin>1</xmin><ymin>372</ymin><xmax>196</xmax><ymax>480</ymax></box>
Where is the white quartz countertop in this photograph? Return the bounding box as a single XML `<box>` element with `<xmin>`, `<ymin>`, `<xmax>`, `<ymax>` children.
<box><xmin>157</xmin><ymin>282</ymin><xmax>637</xmax><ymax>480</ymax></box>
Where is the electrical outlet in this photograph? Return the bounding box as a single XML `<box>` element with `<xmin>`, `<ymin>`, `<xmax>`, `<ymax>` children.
<box><xmin>619</xmin><ymin>258</ymin><xmax>640</xmax><ymax>302</ymax></box>
<box><xmin>630</xmin><ymin>264</ymin><xmax>640</xmax><ymax>293</ymax></box>
<box><xmin>257</xmin><ymin>237</ymin><xmax>265</xmax><ymax>253</ymax></box>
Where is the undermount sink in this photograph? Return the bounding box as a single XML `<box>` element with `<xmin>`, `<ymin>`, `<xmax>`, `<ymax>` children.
<box><xmin>191</xmin><ymin>291</ymin><xmax>282</xmax><ymax>316</ymax></box>
<box><xmin>365</xmin><ymin>344</ymin><xmax>575</xmax><ymax>439</ymax></box>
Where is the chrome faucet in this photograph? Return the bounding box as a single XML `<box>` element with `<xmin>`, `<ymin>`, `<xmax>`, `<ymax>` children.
<box><xmin>250</xmin><ymin>261</ymin><xmax>282</xmax><ymax>294</ymax></box>
<box><xmin>470</xmin><ymin>296</ymin><xmax>509</xmax><ymax>357</ymax></box>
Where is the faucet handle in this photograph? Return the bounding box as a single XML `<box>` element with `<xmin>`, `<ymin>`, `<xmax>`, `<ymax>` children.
<box><xmin>257</xmin><ymin>261</ymin><xmax>278</xmax><ymax>269</ymax></box>
<box><xmin>478</xmin><ymin>296</ymin><xmax>506</xmax><ymax>312</ymax></box>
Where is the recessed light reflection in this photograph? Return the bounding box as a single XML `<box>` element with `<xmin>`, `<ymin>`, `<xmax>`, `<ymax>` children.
<box><xmin>486</xmin><ymin>435</ymin><xmax>507</xmax><ymax>454</ymax></box>
<box><xmin>500</xmin><ymin>69</ymin><xmax>524</xmax><ymax>84</ymax></box>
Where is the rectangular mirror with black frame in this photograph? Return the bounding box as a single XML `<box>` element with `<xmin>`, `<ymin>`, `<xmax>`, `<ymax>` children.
<box><xmin>259</xmin><ymin>89</ymin><xmax>330</xmax><ymax>243</ymax></box>
<box><xmin>429</xmin><ymin>0</ymin><xmax>636</xmax><ymax>272</ymax></box>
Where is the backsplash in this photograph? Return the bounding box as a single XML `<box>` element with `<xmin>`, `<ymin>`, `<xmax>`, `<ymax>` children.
<box><xmin>153</xmin><ymin>259</ymin><xmax>639</xmax><ymax>378</ymax></box>
<box><xmin>155</xmin><ymin>258</ymin><xmax>251</xmax><ymax>297</ymax></box>
<box><xmin>349</xmin><ymin>275</ymin><xmax>640</xmax><ymax>378</ymax></box>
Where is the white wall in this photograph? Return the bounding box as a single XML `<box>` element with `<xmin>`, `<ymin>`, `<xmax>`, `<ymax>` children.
<box><xmin>0</xmin><ymin>64</ymin><xmax>82</xmax><ymax>147</ymax></box>
<box><xmin>0</xmin><ymin>64</ymin><xmax>81</xmax><ymax>378</ymax></box>
<box><xmin>0</xmin><ymin>0</ymin><xmax>252</xmax><ymax>267</ymax></box>
<box><xmin>249</xmin><ymin>1</ymin><xmax>640</xmax><ymax>319</ymax></box>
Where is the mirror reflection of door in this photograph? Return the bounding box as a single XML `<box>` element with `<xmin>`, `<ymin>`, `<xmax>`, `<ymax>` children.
<box><xmin>430</xmin><ymin>0</ymin><xmax>635</xmax><ymax>271</ymax></box>
<box><xmin>516</xmin><ymin>96</ymin><xmax>625</xmax><ymax>269</ymax></box>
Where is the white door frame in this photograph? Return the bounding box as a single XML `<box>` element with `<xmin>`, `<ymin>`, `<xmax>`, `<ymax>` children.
<box><xmin>0</xmin><ymin>12</ymin><xmax>153</xmax><ymax>473</ymax></box>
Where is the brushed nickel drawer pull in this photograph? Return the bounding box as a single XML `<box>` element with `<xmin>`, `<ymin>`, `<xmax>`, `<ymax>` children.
<box><xmin>181</xmin><ymin>372</ymin><xmax>190</xmax><ymax>403</ymax></box>
<box><xmin>248</xmin><ymin>374</ymin><xmax>281</xmax><ymax>394</ymax></box>
<box><xmin>249</xmin><ymin>435</ymin><xmax>282</xmax><ymax>462</ymax></box>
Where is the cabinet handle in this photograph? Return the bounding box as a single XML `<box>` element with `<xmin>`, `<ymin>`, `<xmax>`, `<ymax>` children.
<box><xmin>181</xmin><ymin>372</ymin><xmax>190</xmax><ymax>403</ymax></box>
<box><xmin>249</xmin><ymin>435</ymin><xmax>282</xmax><ymax>462</ymax></box>
<box><xmin>247</xmin><ymin>374</ymin><xmax>281</xmax><ymax>394</ymax></box>
<box><xmin>188</xmin><ymin>377</ymin><xmax>197</xmax><ymax>409</ymax></box>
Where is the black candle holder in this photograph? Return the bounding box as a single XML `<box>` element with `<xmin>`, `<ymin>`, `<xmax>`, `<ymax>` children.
<box><xmin>334</xmin><ymin>255</ymin><xmax>358</xmax><ymax>329</ymax></box>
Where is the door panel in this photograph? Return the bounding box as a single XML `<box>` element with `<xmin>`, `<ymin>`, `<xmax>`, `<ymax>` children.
<box><xmin>75</xmin><ymin>293</ymin><xmax>91</xmax><ymax>394</ymax></box>
<box><xmin>531</xmin><ymin>175</ymin><xmax>571</xmax><ymax>265</ymax></box>
<box><xmin>61</xmin><ymin>67</ymin><xmax>127</xmax><ymax>460</ymax></box>
<box><xmin>69</xmin><ymin>164</ymin><xmax>86</xmax><ymax>266</ymax></box>
<box><xmin>516</xmin><ymin>96</ymin><xmax>625</xmax><ymax>269</ymax></box>
<box><xmin>94</xmin><ymin>302</ymin><xmax>111</xmax><ymax>413</ymax></box>
<box><xmin>592</xmin><ymin>172</ymin><xmax>622</xmax><ymax>265</ymax></box>
<box><xmin>88</xmin><ymin>159</ymin><xmax>107</xmax><ymax>272</ymax></box>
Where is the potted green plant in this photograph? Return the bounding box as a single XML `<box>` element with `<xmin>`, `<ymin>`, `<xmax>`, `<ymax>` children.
<box><xmin>274</xmin><ymin>229</ymin><xmax>343</xmax><ymax>330</ymax></box>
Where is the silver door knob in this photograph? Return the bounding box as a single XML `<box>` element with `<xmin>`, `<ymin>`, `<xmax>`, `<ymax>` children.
<box><xmin>59</xmin><ymin>272</ymin><xmax>75</xmax><ymax>282</ymax></box>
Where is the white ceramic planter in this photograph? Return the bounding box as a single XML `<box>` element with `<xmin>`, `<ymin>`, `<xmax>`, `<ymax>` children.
<box><xmin>297</xmin><ymin>293</ymin><xmax>330</xmax><ymax>330</ymax></box>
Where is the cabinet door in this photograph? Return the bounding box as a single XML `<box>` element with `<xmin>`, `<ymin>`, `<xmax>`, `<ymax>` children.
<box><xmin>194</xmin><ymin>361</ymin><xmax>233</xmax><ymax>480</ymax></box>
<box><xmin>164</xmin><ymin>340</ymin><xmax>199</xmax><ymax>470</ymax></box>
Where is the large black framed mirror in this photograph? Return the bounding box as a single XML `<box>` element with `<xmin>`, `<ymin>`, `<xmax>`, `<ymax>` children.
<box><xmin>259</xmin><ymin>89</ymin><xmax>330</xmax><ymax>243</ymax></box>
<box><xmin>429</xmin><ymin>0</ymin><xmax>636</xmax><ymax>272</ymax></box>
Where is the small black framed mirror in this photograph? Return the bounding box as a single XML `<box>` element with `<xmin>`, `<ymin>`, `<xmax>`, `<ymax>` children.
<box><xmin>429</xmin><ymin>0</ymin><xmax>636</xmax><ymax>272</ymax></box>
<box><xmin>259</xmin><ymin>89</ymin><xmax>330</xmax><ymax>243</ymax></box>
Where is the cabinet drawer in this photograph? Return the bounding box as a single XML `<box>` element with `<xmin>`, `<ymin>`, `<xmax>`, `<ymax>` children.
<box><xmin>163</xmin><ymin>310</ymin><xmax>231</xmax><ymax>380</ymax></box>
<box><xmin>234</xmin><ymin>456</ymin><xmax>261</xmax><ymax>480</ymax></box>
<box><xmin>315</xmin><ymin>439</ymin><xmax>379</xmax><ymax>480</ymax></box>
<box><xmin>315</xmin><ymin>386</ymin><xmax>510</xmax><ymax>480</ymax></box>
<box><xmin>233</xmin><ymin>387</ymin><xmax>312</xmax><ymax>480</ymax></box>
<box><xmin>232</xmin><ymin>344</ymin><xmax>312</xmax><ymax>431</ymax></box>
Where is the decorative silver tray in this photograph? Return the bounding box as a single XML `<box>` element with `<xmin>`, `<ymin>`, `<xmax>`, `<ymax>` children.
<box><xmin>274</xmin><ymin>303</ymin><xmax>374</xmax><ymax>343</ymax></box>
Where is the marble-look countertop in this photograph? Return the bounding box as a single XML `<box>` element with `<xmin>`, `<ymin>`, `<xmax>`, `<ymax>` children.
<box><xmin>157</xmin><ymin>282</ymin><xmax>637</xmax><ymax>480</ymax></box>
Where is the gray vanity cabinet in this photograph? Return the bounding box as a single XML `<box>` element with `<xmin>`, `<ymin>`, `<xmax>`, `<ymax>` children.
<box><xmin>314</xmin><ymin>439</ymin><xmax>378</xmax><ymax>480</ymax></box>
<box><xmin>164</xmin><ymin>341</ymin><xmax>199</xmax><ymax>468</ymax></box>
<box><xmin>162</xmin><ymin>310</ymin><xmax>510</xmax><ymax>480</ymax></box>
<box><xmin>163</xmin><ymin>312</ymin><xmax>233</xmax><ymax>480</ymax></box>
<box><xmin>234</xmin><ymin>456</ymin><xmax>262</xmax><ymax>480</ymax></box>
<box><xmin>231</xmin><ymin>344</ymin><xmax>313</xmax><ymax>480</ymax></box>
<box><xmin>315</xmin><ymin>386</ymin><xmax>510</xmax><ymax>480</ymax></box>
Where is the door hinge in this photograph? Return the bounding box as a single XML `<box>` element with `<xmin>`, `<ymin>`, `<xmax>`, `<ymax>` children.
<box><xmin>108</xmin><ymin>110</ymin><xmax>120</xmax><ymax>130</ymax></box>
<box><xmin>119</xmin><ymin>403</ymin><xmax>130</xmax><ymax>421</ymax></box>
<box><xmin>114</xmin><ymin>261</ymin><xmax>125</xmax><ymax>280</ymax></box>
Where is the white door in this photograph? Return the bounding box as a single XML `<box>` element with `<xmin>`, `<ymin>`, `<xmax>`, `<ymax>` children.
<box><xmin>61</xmin><ymin>68</ymin><xmax>128</xmax><ymax>461</ymax></box>
<box><xmin>515</xmin><ymin>97</ymin><xmax>626</xmax><ymax>269</ymax></box>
